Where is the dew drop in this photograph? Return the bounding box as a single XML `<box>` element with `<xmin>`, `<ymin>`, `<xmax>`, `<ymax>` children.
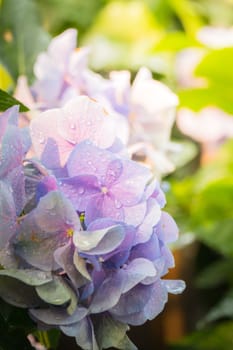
<box><xmin>39</xmin><ymin>134</ymin><xmax>45</xmax><ymax>144</ymax></box>
<box><xmin>70</xmin><ymin>123</ymin><xmax>76</xmax><ymax>130</ymax></box>
<box><xmin>78</xmin><ymin>187</ymin><xmax>85</xmax><ymax>195</ymax></box>
<box><xmin>164</xmin><ymin>280</ymin><xmax>186</xmax><ymax>294</ymax></box>
<box><xmin>114</xmin><ymin>199</ymin><xmax>122</xmax><ymax>209</ymax></box>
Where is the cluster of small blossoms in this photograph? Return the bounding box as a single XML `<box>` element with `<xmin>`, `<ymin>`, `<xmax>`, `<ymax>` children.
<box><xmin>0</xmin><ymin>29</ymin><xmax>185</xmax><ymax>350</ymax></box>
<box><xmin>16</xmin><ymin>28</ymin><xmax>179</xmax><ymax>177</ymax></box>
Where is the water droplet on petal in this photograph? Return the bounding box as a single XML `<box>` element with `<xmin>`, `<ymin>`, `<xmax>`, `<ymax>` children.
<box><xmin>78</xmin><ymin>187</ymin><xmax>85</xmax><ymax>194</ymax></box>
<box><xmin>70</xmin><ymin>123</ymin><xmax>76</xmax><ymax>130</ymax></box>
<box><xmin>164</xmin><ymin>279</ymin><xmax>186</xmax><ymax>294</ymax></box>
<box><xmin>38</xmin><ymin>133</ymin><xmax>45</xmax><ymax>144</ymax></box>
<box><xmin>114</xmin><ymin>199</ymin><xmax>122</xmax><ymax>209</ymax></box>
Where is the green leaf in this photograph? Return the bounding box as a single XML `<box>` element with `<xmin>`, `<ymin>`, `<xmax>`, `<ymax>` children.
<box><xmin>33</xmin><ymin>329</ymin><xmax>61</xmax><ymax>350</ymax></box>
<box><xmin>0</xmin><ymin>269</ymin><xmax>53</xmax><ymax>286</ymax></box>
<box><xmin>191</xmin><ymin>178</ymin><xmax>233</xmax><ymax>224</ymax></box>
<box><xmin>194</xmin><ymin>219</ymin><xmax>233</xmax><ymax>258</ymax></box>
<box><xmin>170</xmin><ymin>321</ymin><xmax>233</xmax><ymax>350</ymax></box>
<box><xmin>0</xmin><ymin>0</ymin><xmax>49</xmax><ymax>81</ymax></box>
<box><xmin>195</xmin><ymin>48</ymin><xmax>233</xmax><ymax>86</ymax></box>
<box><xmin>154</xmin><ymin>31</ymin><xmax>201</xmax><ymax>52</ymax></box>
<box><xmin>168</xmin><ymin>0</ymin><xmax>203</xmax><ymax>36</ymax></box>
<box><xmin>178</xmin><ymin>85</ymin><xmax>233</xmax><ymax>114</ymax></box>
<box><xmin>199</xmin><ymin>290</ymin><xmax>233</xmax><ymax>327</ymax></box>
<box><xmin>0</xmin><ymin>88</ymin><xmax>29</xmax><ymax>112</ymax></box>
<box><xmin>37</xmin><ymin>0</ymin><xmax>105</xmax><ymax>38</ymax></box>
<box><xmin>196</xmin><ymin>259</ymin><xmax>233</xmax><ymax>289</ymax></box>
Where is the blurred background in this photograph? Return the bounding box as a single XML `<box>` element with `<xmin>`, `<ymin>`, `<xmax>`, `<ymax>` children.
<box><xmin>0</xmin><ymin>0</ymin><xmax>233</xmax><ymax>349</ymax></box>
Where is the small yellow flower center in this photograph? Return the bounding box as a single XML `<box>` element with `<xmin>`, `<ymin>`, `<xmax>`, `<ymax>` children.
<box><xmin>101</xmin><ymin>186</ymin><xmax>108</xmax><ymax>194</ymax></box>
<box><xmin>66</xmin><ymin>228</ymin><xmax>74</xmax><ymax>237</ymax></box>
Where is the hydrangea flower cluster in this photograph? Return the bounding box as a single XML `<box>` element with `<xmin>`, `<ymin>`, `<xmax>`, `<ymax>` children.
<box><xmin>15</xmin><ymin>29</ymin><xmax>179</xmax><ymax>177</ymax></box>
<box><xmin>0</xmin><ymin>96</ymin><xmax>185</xmax><ymax>349</ymax></box>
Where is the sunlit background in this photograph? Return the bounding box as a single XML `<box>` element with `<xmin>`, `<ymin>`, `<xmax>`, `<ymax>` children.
<box><xmin>0</xmin><ymin>0</ymin><xmax>233</xmax><ymax>349</ymax></box>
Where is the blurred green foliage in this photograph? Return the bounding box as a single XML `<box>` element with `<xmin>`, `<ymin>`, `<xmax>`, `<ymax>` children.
<box><xmin>0</xmin><ymin>0</ymin><xmax>49</xmax><ymax>82</ymax></box>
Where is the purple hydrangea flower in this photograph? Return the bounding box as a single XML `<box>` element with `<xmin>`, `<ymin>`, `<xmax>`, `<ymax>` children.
<box><xmin>32</xmin><ymin>29</ymin><xmax>89</xmax><ymax>109</ymax></box>
<box><xmin>26</xmin><ymin>96</ymin><xmax>186</xmax><ymax>349</ymax></box>
<box><xmin>15</xmin><ymin>29</ymin><xmax>179</xmax><ymax>177</ymax></box>
<box><xmin>60</xmin><ymin>141</ymin><xmax>151</xmax><ymax>225</ymax></box>
<box><xmin>1</xmin><ymin>46</ymin><xmax>184</xmax><ymax>350</ymax></box>
<box><xmin>0</xmin><ymin>106</ymin><xmax>27</xmax><ymax>248</ymax></box>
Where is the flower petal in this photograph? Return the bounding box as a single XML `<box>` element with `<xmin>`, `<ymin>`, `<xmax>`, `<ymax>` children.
<box><xmin>73</xmin><ymin>225</ymin><xmax>124</xmax><ymax>255</ymax></box>
<box><xmin>58</xmin><ymin>96</ymin><xmax>117</xmax><ymax>148</ymax></box>
<box><xmin>0</xmin><ymin>181</ymin><xmax>16</xmax><ymax>249</ymax></box>
<box><xmin>90</xmin><ymin>270</ymin><xmax>125</xmax><ymax>313</ymax></box>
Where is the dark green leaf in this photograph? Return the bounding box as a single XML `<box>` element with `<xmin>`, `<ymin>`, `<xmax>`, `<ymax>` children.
<box><xmin>196</xmin><ymin>259</ymin><xmax>233</xmax><ymax>288</ymax></box>
<box><xmin>199</xmin><ymin>290</ymin><xmax>233</xmax><ymax>327</ymax></box>
<box><xmin>0</xmin><ymin>89</ymin><xmax>29</xmax><ymax>112</ymax></box>
<box><xmin>194</xmin><ymin>219</ymin><xmax>233</xmax><ymax>258</ymax></box>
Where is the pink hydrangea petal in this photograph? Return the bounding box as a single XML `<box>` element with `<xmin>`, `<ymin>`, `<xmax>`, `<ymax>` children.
<box><xmin>159</xmin><ymin>211</ymin><xmax>179</xmax><ymax>243</ymax></box>
<box><xmin>30</xmin><ymin>109</ymin><xmax>73</xmax><ymax>167</ymax></box>
<box><xmin>123</xmin><ymin>201</ymin><xmax>147</xmax><ymax>227</ymax></box>
<box><xmin>50</xmin><ymin>29</ymin><xmax>77</xmax><ymax>64</ymax></box>
<box><xmin>58</xmin><ymin>96</ymin><xmax>117</xmax><ymax>148</ymax></box>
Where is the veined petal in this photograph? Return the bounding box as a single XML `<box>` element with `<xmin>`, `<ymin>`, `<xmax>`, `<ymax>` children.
<box><xmin>89</xmin><ymin>270</ymin><xmax>125</xmax><ymax>313</ymax></box>
<box><xmin>122</xmin><ymin>258</ymin><xmax>157</xmax><ymax>293</ymax></box>
<box><xmin>58</xmin><ymin>96</ymin><xmax>117</xmax><ymax>148</ymax></box>
<box><xmin>30</xmin><ymin>109</ymin><xmax>73</xmax><ymax>168</ymax></box>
